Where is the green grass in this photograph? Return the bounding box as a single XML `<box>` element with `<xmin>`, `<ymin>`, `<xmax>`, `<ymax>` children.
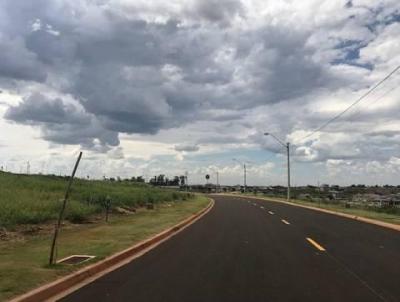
<box><xmin>239</xmin><ymin>192</ymin><xmax>400</xmax><ymax>225</ymax></box>
<box><xmin>0</xmin><ymin>195</ymin><xmax>210</xmax><ymax>301</ymax></box>
<box><xmin>0</xmin><ymin>171</ymin><xmax>193</xmax><ymax>228</ymax></box>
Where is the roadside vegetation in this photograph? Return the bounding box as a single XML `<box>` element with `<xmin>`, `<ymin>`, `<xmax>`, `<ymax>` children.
<box><xmin>0</xmin><ymin>195</ymin><xmax>210</xmax><ymax>300</ymax></box>
<box><xmin>0</xmin><ymin>171</ymin><xmax>210</xmax><ymax>300</ymax></box>
<box><xmin>0</xmin><ymin>171</ymin><xmax>193</xmax><ymax>229</ymax></box>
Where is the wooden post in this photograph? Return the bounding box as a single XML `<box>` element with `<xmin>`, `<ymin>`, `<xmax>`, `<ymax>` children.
<box><xmin>105</xmin><ymin>196</ymin><xmax>111</xmax><ymax>222</ymax></box>
<box><xmin>49</xmin><ymin>152</ymin><xmax>83</xmax><ymax>265</ymax></box>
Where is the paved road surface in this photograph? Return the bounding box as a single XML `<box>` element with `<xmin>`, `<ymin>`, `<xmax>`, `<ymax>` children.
<box><xmin>61</xmin><ymin>195</ymin><xmax>400</xmax><ymax>302</ymax></box>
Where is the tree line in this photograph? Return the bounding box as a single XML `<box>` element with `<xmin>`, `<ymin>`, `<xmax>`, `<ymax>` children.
<box><xmin>149</xmin><ymin>174</ymin><xmax>186</xmax><ymax>186</ymax></box>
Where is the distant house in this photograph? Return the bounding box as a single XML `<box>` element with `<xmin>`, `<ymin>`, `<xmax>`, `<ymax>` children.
<box><xmin>298</xmin><ymin>193</ymin><xmax>312</xmax><ymax>200</ymax></box>
<box><xmin>353</xmin><ymin>193</ymin><xmax>400</xmax><ymax>207</ymax></box>
<box><xmin>353</xmin><ymin>193</ymin><xmax>376</xmax><ymax>202</ymax></box>
<box><xmin>320</xmin><ymin>184</ymin><xmax>330</xmax><ymax>192</ymax></box>
<box><xmin>328</xmin><ymin>190</ymin><xmax>345</xmax><ymax>200</ymax></box>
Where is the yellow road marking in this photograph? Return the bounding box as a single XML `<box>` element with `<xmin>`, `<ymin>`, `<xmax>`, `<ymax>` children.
<box><xmin>281</xmin><ymin>219</ymin><xmax>290</xmax><ymax>225</ymax></box>
<box><xmin>306</xmin><ymin>238</ymin><xmax>326</xmax><ymax>251</ymax></box>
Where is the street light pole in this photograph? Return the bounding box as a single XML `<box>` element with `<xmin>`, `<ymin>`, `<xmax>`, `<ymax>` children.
<box><xmin>185</xmin><ymin>171</ymin><xmax>189</xmax><ymax>192</ymax></box>
<box><xmin>233</xmin><ymin>158</ymin><xmax>248</xmax><ymax>193</ymax></box>
<box><xmin>286</xmin><ymin>142</ymin><xmax>291</xmax><ymax>201</ymax></box>
<box><xmin>243</xmin><ymin>163</ymin><xmax>247</xmax><ymax>193</ymax></box>
<box><xmin>216</xmin><ymin>171</ymin><xmax>219</xmax><ymax>193</ymax></box>
<box><xmin>264</xmin><ymin>133</ymin><xmax>291</xmax><ymax>202</ymax></box>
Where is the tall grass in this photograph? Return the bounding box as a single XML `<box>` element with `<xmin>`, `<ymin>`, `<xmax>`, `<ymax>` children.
<box><xmin>0</xmin><ymin>172</ymin><xmax>193</xmax><ymax>228</ymax></box>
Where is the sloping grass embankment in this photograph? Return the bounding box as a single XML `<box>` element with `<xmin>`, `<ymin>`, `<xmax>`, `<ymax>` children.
<box><xmin>0</xmin><ymin>171</ymin><xmax>192</xmax><ymax>228</ymax></box>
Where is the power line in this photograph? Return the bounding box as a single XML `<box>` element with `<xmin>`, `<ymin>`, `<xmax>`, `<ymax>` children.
<box><xmin>299</xmin><ymin>64</ymin><xmax>400</xmax><ymax>142</ymax></box>
<box><xmin>346</xmin><ymin>85</ymin><xmax>398</xmax><ymax>122</ymax></box>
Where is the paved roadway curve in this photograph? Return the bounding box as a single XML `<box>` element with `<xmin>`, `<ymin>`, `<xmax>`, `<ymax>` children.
<box><xmin>61</xmin><ymin>195</ymin><xmax>400</xmax><ymax>302</ymax></box>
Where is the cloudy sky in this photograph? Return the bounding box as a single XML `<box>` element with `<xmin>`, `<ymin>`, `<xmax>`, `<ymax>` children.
<box><xmin>0</xmin><ymin>0</ymin><xmax>399</xmax><ymax>185</ymax></box>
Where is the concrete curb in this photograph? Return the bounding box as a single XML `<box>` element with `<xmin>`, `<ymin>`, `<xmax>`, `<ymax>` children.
<box><xmin>220</xmin><ymin>194</ymin><xmax>400</xmax><ymax>232</ymax></box>
<box><xmin>10</xmin><ymin>198</ymin><xmax>214</xmax><ymax>302</ymax></box>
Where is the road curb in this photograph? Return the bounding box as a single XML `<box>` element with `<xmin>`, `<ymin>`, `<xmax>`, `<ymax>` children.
<box><xmin>220</xmin><ymin>194</ymin><xmax>400</xmax><ymax>232</ymax></box>
<box><xmin>10</xmin><ymin>198</ymin><xmax>214</xmax><ymax>302</ymax></box>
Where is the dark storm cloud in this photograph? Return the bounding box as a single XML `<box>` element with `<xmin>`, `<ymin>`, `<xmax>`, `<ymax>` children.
<box><xmin>5</xmin><ymin>93</ymin><xmax>87</xmax><ymax>125</ymax></box>
<box><xmin>73</xmin><ymin>64</ymin><xmax>171</xmax><ymax>134</ymax></box>
<box><xmin>25</xmin><ymin>29</ymin><xmax>76</xmax><ymax>65</ymax></box>
<box><xmin>0</xmin><ymin>38</ymin><xmax>47</xmax><ymax>82</ymax></box>
<box><xmin>5</xmin><ymin>93</ymin><xmax>119</xmax><ymax>150</ymax></box>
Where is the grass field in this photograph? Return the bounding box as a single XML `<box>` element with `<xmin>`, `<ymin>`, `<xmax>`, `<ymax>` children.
<box><xmin>0</xmin><ymin>171</ymin><xmax>193</xmax><ymax>228</ymax></box>
<box><xmin>0</xmin><ymin>195</ymin><xmax>210</xmax><ymax>301</ymax></box>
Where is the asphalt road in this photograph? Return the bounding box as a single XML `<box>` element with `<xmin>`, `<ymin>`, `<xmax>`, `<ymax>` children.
<box><xmin>60</xmin><ymin>195</ymin><xmax>400</xmax><ymax>302</ymax></box>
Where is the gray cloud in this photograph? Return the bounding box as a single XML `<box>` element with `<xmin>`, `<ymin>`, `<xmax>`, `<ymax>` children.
<box><xmin>0</xmin><ymin>37</ymin><xmax>47</xmax><ymax>82</ymax></box>
<box><xmin>185</xmin><ymin>0</ymin><xmax>244</xmax><ymax>26</ymax></box>
<box><xmin>366</xmin><ymin>130</ymin><xmax>400</xmax><ymax>138</ymax></box>
<box><xmin>5</xmin><ymin>93</ymin><xmax>87</xmax><ymax>125</ymax></box>
<box><xmin>174</xmin><ymin>143</ymin><xmax>200</xmax><ymax>152</ymax></box>
<box><xmin>5</xmin><ymin>93</ymin><xmax>119</xmax><ymax>150</ymax></box>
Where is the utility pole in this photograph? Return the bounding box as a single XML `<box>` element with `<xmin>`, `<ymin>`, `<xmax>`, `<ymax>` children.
<box><xmin>27</xmin><ymin>161</ymin><xmax>30</xmax><ymax>174</ymax></box>
<box><xmin>243</xmin><ymin>164</ymin><xmax>247</xmax><ymax>193</ymax></box>
<box><xmin>264</xmin><ymin>133</ymin><xmax>291</xmax><ymax>202</ymax></box>
<box><xmin>286</xmin><ymin>142</ymin><xmax>291</xmax><ymax>201</ymax></box>
<box><xmin>233</xmin><ymin>158</ymin><xmax>248</xmax><ymax>193</ymax></box>
<box><xmin>216</xmin><ymin>171</ymin><xmax>219</xmax><ymax>193</ymax></box>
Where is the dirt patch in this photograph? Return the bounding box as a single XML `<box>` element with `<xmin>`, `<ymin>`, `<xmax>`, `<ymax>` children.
<box><xmin>0</xmin><ymin>221</ymin><xmax>82</xmax><ymax>242</ymax></box>
<box><xmin>0</xmin><ymin>227</ymin><xmax>25</xmax><ymax>242</ymax></box>
<box><xmin>0</xmin><ymin>207</ymin><xmax>148</xmax><ymax>242</ymax></box>
<box><xmin>114</xmin><ymin>206</ymin><xmax>136</xmax><ymax>214</ymax></box>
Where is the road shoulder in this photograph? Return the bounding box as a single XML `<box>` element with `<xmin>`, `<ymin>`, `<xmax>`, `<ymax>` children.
<box><xmin>218</xmin><ymin>193</ymin><xmax>400</xmax><ymax>232</ymax></box>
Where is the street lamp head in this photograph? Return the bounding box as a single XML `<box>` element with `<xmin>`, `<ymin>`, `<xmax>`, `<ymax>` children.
<box><xmin>264</xmin><ymin>132</ymin><xmax>269</xmax><ymax>136</ymax></box>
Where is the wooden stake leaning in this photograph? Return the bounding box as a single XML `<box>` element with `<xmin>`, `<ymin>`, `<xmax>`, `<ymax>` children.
<box><xmin>49</xmin><ymin>152</ymin><xmax>83</xmax><ymax>265</ymax></box>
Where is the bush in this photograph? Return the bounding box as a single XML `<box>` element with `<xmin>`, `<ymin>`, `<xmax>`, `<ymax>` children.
<box><xmin>65</xmin><ymin>201</ymin><xmax>99</xmax><ymax>224</ymax></box>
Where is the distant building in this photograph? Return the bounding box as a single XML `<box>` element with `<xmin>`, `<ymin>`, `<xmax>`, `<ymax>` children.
<box><xmin>320</xmin><ymin>184</ymin><xmax>330</xmax><ymax>192</ymax></box>
<box><xmin>352</xmin><ymin>193</ymin><xmax>400</xmax><ymax>207</ymax></box>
